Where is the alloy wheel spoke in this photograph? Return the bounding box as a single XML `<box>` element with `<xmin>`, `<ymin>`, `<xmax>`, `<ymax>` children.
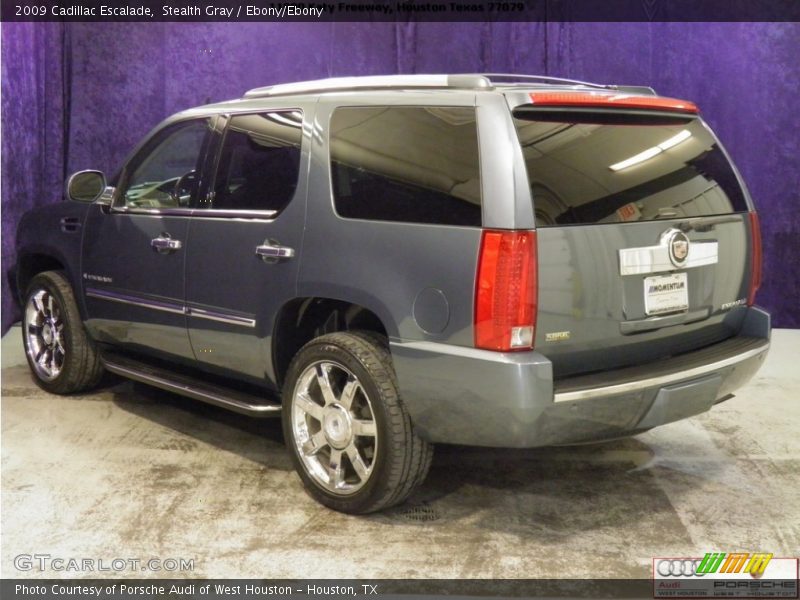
<box><xmin>46</xmin><ymin>294</ymin><xmax>55</xmax><ymax>317</ymax></box>
<box><xmin>32</xmin><ymin>294</ymin><xmax>45</xmax><ymax>316</ymax></box>
<box><xmin>329</xmin><ymin>448</ymin><xmax>345</xmax><ymax>487</ymax></box>
<box><xmin>346</xmin><ymin>444</ymin><xmax>370</xmax><ymax>480</ymax></box>
<box><xmin>339</xmin><ymin>377</ymin><xmax>358</xmax><ymax>410</ymax></box>
<box><xmin>295</xmin><ymin>392</ymin><xmax>324</xmax><ymax>421</ymax></box>
<box><xmin>301</xmin><ymin>430</ymin><xmax>328</xmax><ymax>456</ymax></box>
<box><xmin>38</xmin><ymin>349</ymin><xmax>51</xmax><ymax>373</ymax></box>
<box><xmin>352</xmin><ymin>419</ymin><xmax>376</xmax><ymax>437</ymax></box>
<box><xmin>316</xmin><ymin>363</ymin><xmax>338</xmax><ymax>406</ymax></box>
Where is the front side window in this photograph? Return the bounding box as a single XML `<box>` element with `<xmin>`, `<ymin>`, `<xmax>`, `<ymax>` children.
<box><xmin>329</xmin><ymin>106</ymin><xmax>482</xmax><ymax>227</ymax></box>
<box><xmin>211</xmin><ymin>111</ymin><xmax>303</xmax><ymax>213</ymax></box>
<box><xmin>121</xmin><ymin>118</ymin><xmax>212</xmax><ymax>209</ymax></box>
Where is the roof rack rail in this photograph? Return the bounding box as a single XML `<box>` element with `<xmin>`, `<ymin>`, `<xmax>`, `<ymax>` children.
<box><xmin>242</xmin><ymin>73</ymin><xmax>657</xmax><ymax>99</ymax></box>
<box><xmin>243</xmin><ymin>74</ymin><xmax>492</xmax><ymax>98</ymax></box>
<box><xmin>477</xmin><ymin>73</ymin><xmax>615</xmax><ymax>89</ymax></box>
<box><xmin>477</xmin><ymin>74</ymin><xmax>657</xmax><ymax>96</ymax></box>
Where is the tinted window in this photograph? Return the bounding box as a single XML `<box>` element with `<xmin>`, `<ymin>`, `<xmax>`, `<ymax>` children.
<box><xmin>212</xmin><ymin>111</ymin><xmax>302</xmax><ymax>212</ymax></box>
<box><xmin>330</xmin><ymin>107</ymin><xmax>481</xmax><ymax>227</ymax></box>
<box><xmin>512</xmin><ymin>111</ymin><xmax>748</xmax><ymax>227</ymax></box>
<box><xmin>122</xmin><ymin>119</ymin><xmax>212</xmax><ymax>209</ymax></box>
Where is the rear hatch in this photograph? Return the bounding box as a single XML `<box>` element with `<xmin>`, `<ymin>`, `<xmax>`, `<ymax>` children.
<box><xmin>509</xmin><ymin>92</ymin><xmax>759</xmax><ymax>378</ymax></box>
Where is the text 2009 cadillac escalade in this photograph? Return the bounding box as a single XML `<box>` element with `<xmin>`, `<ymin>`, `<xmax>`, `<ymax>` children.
<box><xmin>15</xmin><ymin>74</ymin><xmax>770</xmax><ymax>513</ymax></box>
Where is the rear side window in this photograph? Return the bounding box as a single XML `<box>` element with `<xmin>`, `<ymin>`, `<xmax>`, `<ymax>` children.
<box><xmin>512</xmin><ymin>110</ymin><xmax>749</xmax><ymax>226</ymax></box>
<box><xmin>330</xmin><ymin>106</ymin><xmax>482</xmax><ymax>227</ymax></box>
<box><xmin>212</xmin><ymin>111</ymin><xmax>302</xmax><ymax>213</ymax></box>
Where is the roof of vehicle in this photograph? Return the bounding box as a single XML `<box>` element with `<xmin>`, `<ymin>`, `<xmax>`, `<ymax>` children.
<box><xmin>177</xmin><ymin>73</ymin><xmax>679</xmax><ymax>124</ymax></box>
<box><xmin>241</xmin><ymin>74</ymin><xmax>657</xmax><ymax>99</ymax></box>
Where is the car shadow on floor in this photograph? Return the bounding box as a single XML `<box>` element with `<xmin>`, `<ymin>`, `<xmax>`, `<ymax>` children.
<box><xmin>377</xmin><ymin>438</ymin><xmax>697</xmax><ymax>545</ymax></box>
<box><xmin>107</xmin><ymin>377</ymin><xmax>689</xmax><ymax>539</ymax></box>
<box><xmin>109</xmin><ymin>379</ymin><xmax>291</xmax><ymax>470</ymax></box>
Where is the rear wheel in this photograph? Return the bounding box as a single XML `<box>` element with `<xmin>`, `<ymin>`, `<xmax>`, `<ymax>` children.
<box><xmin>282</xmin><ymin>331</ymin><xmax>432</xmax><ymax>514</ymax></box>
<box><xmin>22</xmin><ymin>271</ymin><xmax>104</xmax><ymax>394</ymax></box>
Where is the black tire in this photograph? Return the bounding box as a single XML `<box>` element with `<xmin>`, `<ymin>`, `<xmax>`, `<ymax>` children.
<box><xmin>282</xmin><ymin>331</ymin><xmax>433</xmax><ymax>514</ymax></box>
<box><xmin>21</xmin><ymin>270</ymin><xmax>104</xmax><ymax>394</ymax></box>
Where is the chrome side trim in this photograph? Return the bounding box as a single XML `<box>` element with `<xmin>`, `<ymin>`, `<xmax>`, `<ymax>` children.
<box><xmin>619</xmin><ymin>240</ymin><xmax>718</xmax><ymax>276</ymax></box>
<box><xmin>86</xmin><ymin>288</ymin><xmax>256</xmax><ymax>328</ymax></box>
<box><xmin>112</xmin><ymin>207</ymin><xmax>194</xmax><ymax>217</ymax></box>
<box><xmin>554</xmin><ymin>342</ymin><xmax>769</xmax><ymax>403</ymax></box>
<box><xmin>188</xmin><ymin>307</ymin><xmax>256</xmax><ymax>328</ymax></box>
<box><xmin>193</xmin><ymin>209</ymin><xmax>279</xmax><ymax>220</ymax></box>
<box><xmin>101</xmin><ymin>359</ymin><xmax>280</xmax><ymax>417</ymax></box>
<box><xmin>110</xmin><ymin>206</ymin><xmax>278</xmax><ymax>220</ymax></box>
<box><xmin>85</xmin><ymin>288</ymin><xmax>185</xmax><ymax>315</ymax></box>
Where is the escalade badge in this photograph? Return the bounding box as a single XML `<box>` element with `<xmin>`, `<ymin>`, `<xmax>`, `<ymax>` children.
<box><xmin>667</xmin><ymin>230</ymin><xmax>690</xmax><ymax>267</ymax></box>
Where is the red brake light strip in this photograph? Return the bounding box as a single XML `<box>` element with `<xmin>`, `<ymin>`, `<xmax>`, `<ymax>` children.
<box><xmin>529</xmin><ymin>92</ymin><xmax>699</xmax><ymax>114</ymax></box>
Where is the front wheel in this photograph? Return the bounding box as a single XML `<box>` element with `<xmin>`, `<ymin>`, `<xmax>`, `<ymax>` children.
<box><xmin>282</xmin><ymin>331</ymin><xmax>433</xmax><ymax>514</ymax></box>
<box><xmin>22</xmin><ymin>271</ymin><xmax>104</xmax><ymax>394</ymax></box>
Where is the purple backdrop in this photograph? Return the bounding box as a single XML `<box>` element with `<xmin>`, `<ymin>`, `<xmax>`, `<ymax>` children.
<box><xmin>2</xmin><ymin>22</ymin><xmax>799</xmax><ymax>333</ymax></box>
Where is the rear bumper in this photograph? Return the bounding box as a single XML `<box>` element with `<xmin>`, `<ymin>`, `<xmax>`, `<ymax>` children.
<box><xmin>390</xmin><ymin>307</ymin><xmax>770</xmax><ymax>447</ymax></box>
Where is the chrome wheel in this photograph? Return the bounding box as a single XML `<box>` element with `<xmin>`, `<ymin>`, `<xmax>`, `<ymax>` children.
<box><xmin>24</xmin><ymin>289</ymin><xmax>66</xmax><ymax>382</ymax></box>
<box><xmin>291</xmin><ymin>360</ymin><xmax>378</xmax><ymax>495</ymax></box>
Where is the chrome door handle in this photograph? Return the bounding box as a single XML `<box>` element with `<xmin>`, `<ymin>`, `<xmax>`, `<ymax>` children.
<box><xmin>151</xmin><ymin>236</ymin><xmax>182</xmax><ymax>253</ymax></box>
<box><xmin>255</xmin><ymin>242</ymin><xmax>295</xmax><ymax>262</ymax></box>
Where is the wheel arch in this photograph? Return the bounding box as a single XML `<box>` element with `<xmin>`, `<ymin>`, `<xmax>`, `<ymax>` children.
<box><xmin>272</xmin><ymin>297</ymin><xmax>391</xmax><ymax>389</ymax></box>
<box><xmin>16</xmin><ymin>251</ymin><xmax>70</xmax><ymax>301</ymax></box>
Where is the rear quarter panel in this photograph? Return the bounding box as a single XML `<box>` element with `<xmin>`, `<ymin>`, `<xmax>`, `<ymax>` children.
<box><xmin>299</xmin><ymin>92</ymin><xmax>487</xmax><ymax>346</ymax></box>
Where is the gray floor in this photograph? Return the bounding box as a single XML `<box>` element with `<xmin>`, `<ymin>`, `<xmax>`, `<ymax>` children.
<box><xmin>1</xmin><ymin>325</ymin><xmax>798</xmax><ymax>579</ymax></box>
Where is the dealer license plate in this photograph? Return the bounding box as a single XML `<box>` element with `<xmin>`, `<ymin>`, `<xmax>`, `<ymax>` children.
<box><xmin>644</xmin><ymin>272</ymin><xmax>689</xmax><ymax>316</ymax></box>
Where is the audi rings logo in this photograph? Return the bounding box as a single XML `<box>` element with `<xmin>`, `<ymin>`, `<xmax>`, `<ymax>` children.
<box><xmin>657</xmin><ymin>559</ymin><xmax>704</xmax><ymax>577</ymax></box>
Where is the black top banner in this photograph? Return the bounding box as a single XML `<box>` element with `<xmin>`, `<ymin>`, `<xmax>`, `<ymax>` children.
<box><xmin>1</xmin><ymin>0</ymin><xmax>799</xmax><ymax>22</ymax></box>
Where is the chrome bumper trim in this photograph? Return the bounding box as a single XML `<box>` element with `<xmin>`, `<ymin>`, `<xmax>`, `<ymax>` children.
<box><xmin>553</xmin><ymin>341</ymin><xmax>769</xmax><ymax>403</ymax></box>
<box><xmin>619</xmin><ymin>240</ymin><xmax>718</xmax><ymax>276</ymax></box>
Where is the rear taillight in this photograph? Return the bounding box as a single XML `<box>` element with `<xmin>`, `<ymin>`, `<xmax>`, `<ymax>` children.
<box><xmin>748</xmin><ymin>211</ymin><xmax>762</xmax><ymax>306</ymax></box>
<box><xmin>475</xmin><ymin>230</ymin><xmax>537</xmax><ymax>352</ymax></box>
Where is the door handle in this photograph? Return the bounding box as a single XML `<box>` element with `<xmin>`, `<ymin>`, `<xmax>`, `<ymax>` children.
<box><xmin>255</xmin><ymin>242</ymin><xmax>295</xmax><ymax>263</ymax></box>
<box><xmin>151</xmin><ymin>235</ymin><xmax>182</xmax><ymax>253</ymax></box>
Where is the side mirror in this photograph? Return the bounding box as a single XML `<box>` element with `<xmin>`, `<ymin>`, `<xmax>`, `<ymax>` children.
<box><xmin>66</xmin><ymin>170</ymin><xmax>107</xmax><ymax>203</ymax></box>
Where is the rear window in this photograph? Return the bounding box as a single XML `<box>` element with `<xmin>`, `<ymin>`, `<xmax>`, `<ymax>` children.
<box><xmin>330</xmin><ymin>106</ymin><xmax>482</xmax><ymax>227</ymax></box>
<box><xmin>512</xmin><ymin>110</ymin><xmax>749</xmax><ymax>227</ymax></box>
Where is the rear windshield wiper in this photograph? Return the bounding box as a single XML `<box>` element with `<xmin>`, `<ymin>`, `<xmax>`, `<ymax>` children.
<box><xmin>678</xmin><ymin>215</ymin><xmax>743</xmax><ymax>232</ymax></box>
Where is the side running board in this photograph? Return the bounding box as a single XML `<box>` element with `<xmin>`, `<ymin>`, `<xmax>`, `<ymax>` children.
<box><xmin>101</xmin><ymin>353</ymin><xmax>281</xmax><ymax>418</ymax></box>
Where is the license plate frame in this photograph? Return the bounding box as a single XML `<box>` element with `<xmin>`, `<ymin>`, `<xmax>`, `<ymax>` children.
<box><xmin>644</xmin><ymin>272</ymin><xmax>689</xmax><ymax>316</ymax></box>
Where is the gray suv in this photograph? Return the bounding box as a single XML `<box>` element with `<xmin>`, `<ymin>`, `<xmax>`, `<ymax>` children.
<box><xmin>15</xmin><ymin>74</ymin><xmax>770</xmax><ymax>513</ymax></box>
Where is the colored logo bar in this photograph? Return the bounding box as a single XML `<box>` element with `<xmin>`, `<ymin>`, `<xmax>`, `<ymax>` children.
<box><xmin>696</xmin><ymin>552</ymin><xmax>774</xmax><ymax>575</ymax></box>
